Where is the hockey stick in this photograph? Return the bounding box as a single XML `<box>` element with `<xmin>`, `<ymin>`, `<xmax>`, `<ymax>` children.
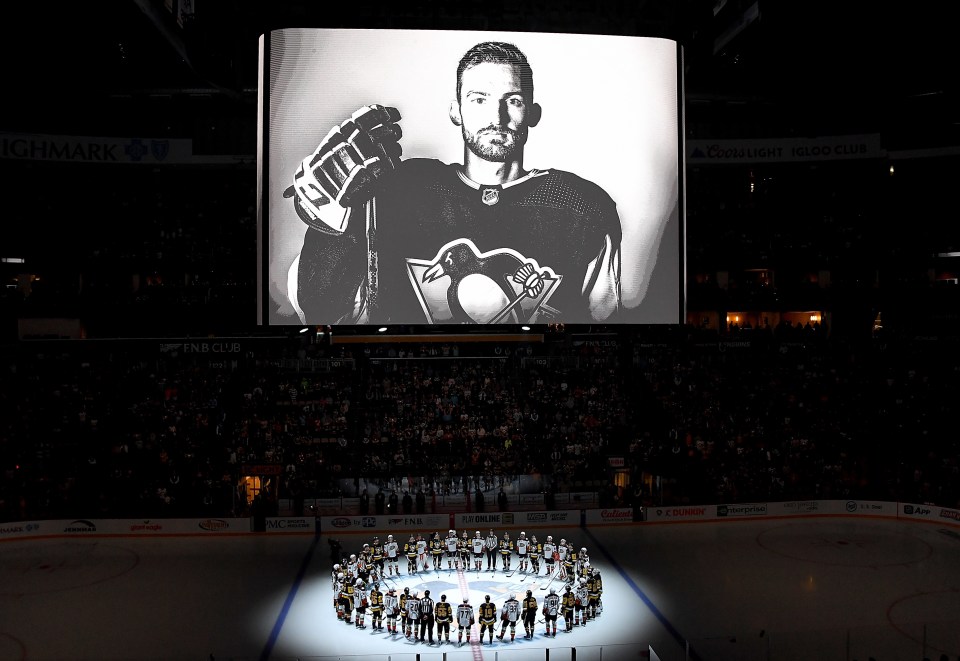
<box><xmin>364</xmin><ymin>198</ymin><xmax>378</xmax><ymax>318</ymax></box>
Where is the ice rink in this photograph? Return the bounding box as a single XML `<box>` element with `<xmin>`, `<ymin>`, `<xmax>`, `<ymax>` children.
<box><xmin>2</xmin><ymin>517</ymin><xmax>959</xmax><ymax>660</ymax></box>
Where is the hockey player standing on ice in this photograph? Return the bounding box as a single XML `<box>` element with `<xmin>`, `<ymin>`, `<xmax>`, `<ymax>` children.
<box><xmin>419</xmin><ymin>589</ymin><xmax>436</xmax><ymax>644</ymax></box>
<box><xmin>384</xmin><ymin>534</ymin><xmax>400</xmax><ymax>576</ymax></box>
<box><xmin>286</xmin><ymin>41</ymin><xmax>626</xmax><ymax>325</ymax></box>
<box><xmin>399</xmin><ymin>587</ymin><xmax>410</xmax><ymax>636</ymax></box>
<box><xmin>529</xmin><ymin>534</ymin><xmax>542</xmax><ymax>574</ymax></box>
<box><xmin>416</xmin><ymin>533</ymin><xmax>429</xmax><ymax>572</ymax></box>
<box><xmin>369</xmin><ymin>582</ymin><xmax>384</xmax><ymax>631</ymax></box>
<box><xmin>445</xmin><ymin>529</ymin><xmax>459</xmax><ymax>569</ymax></box>
<box><xmin>498</xmin><ymin>592</ymin><xmax>522</xmax><ymax>641</ymax></box>
<box><xmin>405</xmin><ymin>588</ymin><xmax>421</xmax><ymax>639</ymax></box>
<box><xmin>479</xmin><ymin>594</ymin><xmax>498</xmax><ymax>645</ymax></box>
<box><xmin>340</xmin><ymin>575</ymin><xmax>356</xmax><ymax>624</ymax></box>
<box><xmin>522</xmin><ymin>589</ymin><xmax>538</xmax><ymax>639</ymax></box>
<box><xmin>485</xmin><ymin>529</ymin><xmax>499</xmax><ymax>570</ymax></box>
<box><xmin>543</xmin><ymin>587</ymin><xmax>560</xmax><ymax>637</ymax></box>
<box><xmin>435</xmin><ymin>594</ymin><xmax>453</xmax><ymax>644</ymax></box>
<box><xmin>404</xmin><ymin>534</ymin><xmax>418</xmax><ymax>574</ymax></box>
<box><xmin>333</xmin><ymin>571</ymin><xmax>345</xmax><ymax>619</ymax></box>
<box><xmin>472</xmin><ymin>530</ymin><xmax>485</xmax><ymax>571</ymax></box>
<box><xmin>590</xmin><ymin>567</ymin><xmax>603</xmax><ymax>618</ymax></box>
<box><xmin>561</xmin><ymin>584</ymin><xmax>576</xmax><ymax>632</ymax></box>
<box><xmin>384</xmin><ymin>586</ymin><xmax>400</xmax><ymax>634</ymax></box>
<box><xmin>542</xmin><ymin>535</ymin><xmax>557</xmax><ymax>576</ymax></box>
<box><xmin>459</xmin><ymin>530</ymin><xmax>472</xmax><ymax>570</ymax></box>
<box><xmin>556</xmin><ymin>538</ymin><xmax>569</xmax><ymax>580</ymax></box>
<box><xmin>371</xmin><ymin>536</ymin><xmax>385</xmax><ymax>577</ymax></box>
<box><xmin>574</xmin><ymin>577</ymin><xmax>589</xmax><ymax>626</ymax></box>
<box><xmin>577</xmin><ymin>546</ymin><xmax>590</xmax><ymax>578</ymax></box>
<box><xmin>562</xmin><ymin>540</ymin><xmax>577</xmax><ymax>582</ymax></box>
<box><xmin>516</xmin><ymin>531</ymin><xmax>530</xmax><ymax>572</ymax></box>
<box><xmin>430</xmin><ymin>532</ymin><xmax>444</xmax><ymax>570</ymax></box>
<box><xmin>457</xmin><ymin>597</ymin><xmax>476</xmax><ymax>647</ymax></box>
<box><xmin>499</xmin><ymin>531</ymin><xmax>514</xmax><ymax>572</ymax></box>
<box><xmin>354</xmin><ymin>578</ymin><xmax>368</xmax><ymax>629</ymax></box>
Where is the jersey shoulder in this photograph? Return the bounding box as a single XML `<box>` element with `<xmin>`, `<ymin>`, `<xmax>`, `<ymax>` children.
<box><xmin>523</xmin><ymin>169</ymin><xmax>621</xmax><ymax>237</ymax></box>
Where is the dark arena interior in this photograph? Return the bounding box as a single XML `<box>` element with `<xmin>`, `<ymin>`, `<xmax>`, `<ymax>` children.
<box><xmin>1</xmin><ymin>2</ymin><xmax>959</xmax><ymax>661</ymax></box>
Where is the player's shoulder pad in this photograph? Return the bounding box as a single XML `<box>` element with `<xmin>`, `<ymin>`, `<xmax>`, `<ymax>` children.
<box><xmin>534</xmin><ymin>169</ymin><xmax>622</xmax><ymax>238</ymax></box>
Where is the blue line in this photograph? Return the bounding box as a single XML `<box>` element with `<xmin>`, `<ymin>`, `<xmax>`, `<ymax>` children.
<box><xmin>582</xmin><ymin>527</ymin><xmax>702</xmax><ymax>661</ymax></box>
<box><xmin>259</xmin><ymin>533</ymin><xmax>321</xmax><ymax>661</ymax></box>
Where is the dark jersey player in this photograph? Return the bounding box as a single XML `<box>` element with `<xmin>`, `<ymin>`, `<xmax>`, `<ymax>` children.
<box><xmin>287</xmin><ymin>41</ymin><xmax>623</xmax><ymax>325</ymax></box>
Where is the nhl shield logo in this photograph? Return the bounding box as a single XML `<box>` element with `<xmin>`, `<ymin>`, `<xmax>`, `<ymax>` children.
<box><xmin>405</xmin><ymin>238</ymin><xmax>562</xmax><ymax>324</ymax></box>
<box><xmin>481</xmin><ymin>188</ymin><xmax>500</xmax><ymax>206</ymax></box>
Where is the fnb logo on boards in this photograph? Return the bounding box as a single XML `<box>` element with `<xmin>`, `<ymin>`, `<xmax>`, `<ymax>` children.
<box><xmin>331</xmin><ymin>517</ymin><xmax>352</xmax><ymax>528</ymax></box>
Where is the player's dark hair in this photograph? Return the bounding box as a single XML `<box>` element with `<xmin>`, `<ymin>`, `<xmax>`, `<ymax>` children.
<box><xmin>456</xmin><ymin>42</ymin><xmax>534</xmax><ymax>101</ymax></box>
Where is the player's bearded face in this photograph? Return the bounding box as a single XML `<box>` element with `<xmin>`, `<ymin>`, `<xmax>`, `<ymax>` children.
<box><xmin>458</xmin><ymin>63</ymin><xmax>531</xmax><ymax>163</ymax></box>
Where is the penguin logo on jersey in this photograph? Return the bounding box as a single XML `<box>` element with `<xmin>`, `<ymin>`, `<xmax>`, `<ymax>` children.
<box><xmin>405</xmin><ymin>239</ymin><xmax>562</xmax><ymax>324</ymax></box>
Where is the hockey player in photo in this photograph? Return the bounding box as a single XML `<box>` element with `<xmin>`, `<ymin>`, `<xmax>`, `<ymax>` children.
<box><xmin>457</xmin><ymin>597</ymin><xmax>475</xmax><ymax>647</ymax></box>
<box><xmin>384</xmin><ymin>534</ymin><xmax>400</xmax><ymax>576</ymax></box>
<box><xmin>586</xmin><ymin>570</ymin><xmax>600</xmax><ymax>621</ymax></box>
<box><xmin>542</xmin><ymin>586</ymin><xmax>560</xmax><ymax>637</ymax></box>
<box><xmin>371</xmin><ymin>536</ymin><xmax>385</xmax><ymax>576</ymax></box>
<box><xmin>459</xmin><ymin>530</ymin><xmax>471</xmax><ymax>570</ymax></box>
<box><xmin>591</xmin><ymin>567</ymin><xmax>604</xmax><ymax>617</ymax></box>
<box><xmin>521</xmin><ymin>589</ymin><xmax>538</xmax><ymax>639</ymax></box>
<box><xmin>419</xmin><ymin>589</ymin><xmax>436</xmax><ymax>644</ymax></box>
<box><xmin>435</xmin><ymin>594</ymin><xmax>453</xmax><ymax>644</ymax></box>
<box><xmin>399</xmin><ymin>587</ymin><xmax>410</xmax><ymax>635</ymax></box>
<box><xmin>516</xmin><ymin>531</ymin><xmax>530</xmax><ymax>572</ymax></box>
<box><xmin>542</xmin><ymin>535</ymin><xmax>557</xmax><ymax>575</ymax></box>
<box><xmin>478</xmin><ymin>594</ymin><xmax>498</xmax><ymax>645</ymax></box>
<box><xmin>562</xmin><ymin>541</ymin><xmax>577</xmax><ymax>582</ymax></box>
<box><xmin>331</xmin><ymin>563</ymin><xmax>342</xmax><ymax>590</ymax></box>
<box><xmin>404</xmin><ymin>534</ymin><xmax>418</xmax><ymax>574</ymax></box>
<box><xmin>577</xmin><ymin>547</ymin><xmax>590</xmax><ymax>578</ymax></box>
<box><xmin>369</xmin><ymin>582</ymin><xmax>384</xmax><ymax>631</ymax></box>
<box><xmin>472</xmin><ymin>530</ymin><xmax>485</xmax><ymax>571</ymax></box>
<box><xmin>405</xmin><ymin>588</ymin><xmax>421</xmax><ymax>639</ymax></box>
<box><xmin>286</xmin><ymin>41</ymin><xmax>635</xmax><ymax>326</ymax></box>
<box><xmin>574</xmin><ymin>577</ymin><xmax>589</xmax><ymax>626</ymax></box>
<box><xmin>340</xmin><ymin>575</ymin><xmax>356</xmax><ymax>625</ymax></box>
<box><xmin>485</xmin><ymin>529</ymin><xmax>498</xmax><ymax>570</ymax></box>
<box><xmin>334</xmin><ymin>571</ymin><xmax>345</xmax><ymax>619</ymax></box>
<box><xmin>556</xmin><ymin>538</ymin><xmax>569</xmax><ymax>580</ymax></box>
<box><xmin>346</xmin><ymin>553</ymin><xmax>360</xmax><ymax>579</ymax></box>
<box><xmin>384</xmin><ymin>586</ymin><xmax>400</xmax><ymax>634</ymax></box>
<box><xmin>354</xmin><ymin>578</ymin><xmax>368</xmax><ymax>629</ymax></box>
<box><xmin>499</xmin><ymin>531</ymin><xmax>514</xmax><ymax>572</ymax></box>
<box><xmin>497</xmin><ymin>592</ymin><xmax>521</xmax><ymax>642</ymax></box>
<box><xmin>445</xmin><ymin>529</ymin><xmax>459</xmax><ymax>570</ymax></box>
<box><xmin>561</xmin><ymin>584</ymin><xmax>576</xmax><ymax>632</ymax></box>
<box><xmin>416</xmin><ymin>533</ymin><xmax>429</xmax><ymax>572</ymax></box>
<box><xmin>529</xmin><ymin>534</ymin><xmax>542</xmax><ymax>574</ymax></box>
<box><xmin>430</xmin><ymin>532</ymin><xmax>445</xmax><ymax>570</ymax></box>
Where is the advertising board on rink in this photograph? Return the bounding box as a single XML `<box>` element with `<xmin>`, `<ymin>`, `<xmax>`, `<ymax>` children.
<box><xmin>900</xmin><ymin>502</ymin><xmax>960</xmax><ymax>526</ymax></box>
<box><xmin>265</xmin><ymin>517</ymin><xmax>315</xmax><ymax>533</ymax></box>
<box><xmin>321</xmin><ymin>514</ymin><xmax>448</xmax><ymax>532</ymax></box>
<box><xmin>585</xmin><ymin>508</ymin><xmax>634</xmax><ymax>525</ymax></box>
<box><xmin>645</xmin><ymin>505</ymin><xmax>717</xmax><ymax>522</ymax></box>
<box><xmin>455</xmin><ymin>510</ymin><xmax>578</xmax><ymax>529</ymax></box>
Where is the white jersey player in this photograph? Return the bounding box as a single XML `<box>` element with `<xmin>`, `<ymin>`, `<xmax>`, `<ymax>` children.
<box><xmin>498</xmin><ymin>593</ymin><xmax>522</xmax><ymax>641</ymax></box>
<box><xmin>456</xmin><ymin>598</ymin><xmax>475</xmax><ymax>646</ymax></box>
<box><xmin>516</xmin><ymin>531</ymin><xmax>530</xmax><ymax>572</ymax></box>
<box><xmin>542</xmin><ymin>536</ymin><xmax>557</xmax><ymax>575</ymax></box>
<box><xmin>543</xmin><ymin>587</ymin><xmax>560</xmax><ymax>636</ymax></box>
<box><xmin>405</xmin><ymin>590</ymin><xmax>421</xmax><ymax>638</ymax></box>
<box><xmin>574</xmin><ymin>579</ymin><xmax>589</xmax><ymax>626</ymax></box>
<box><xmin>416</xmin><ymin>534</ymin><xmax>429</xmax><ymax>571</ymax></box>
<box><xmin>471</xmin><ymin>531</ymin><xmax>485</xmax><ymax>571</ymax></box>
<box><xmin>577</xmin><ymin>547</ymin><xmax>590</xmax><ymax>577</ymax></box>
<box><xmin>557</xmin><ymin>539</ymin><xmax>569</xmax><ymax>579</ymax></box>
<box><xmin>445</xmin><ymin>529</ymin><xmax>459</xmax><ymax>569</ymax></box>
<box><xmin>384</xmin><ymin>587</ymin><xmax>400</xmax><ymax>634</ymax></box>
<box><xmin>384</xmin><ymin>534</ymin><xmax>400</xmax><ymax>575</ymax></box>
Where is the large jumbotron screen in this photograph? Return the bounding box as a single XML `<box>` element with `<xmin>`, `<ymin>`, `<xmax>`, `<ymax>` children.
<box><xmin>259</xmin><ymin>28</ymin><xmax>684</xmax><ymax>327</ymax></box>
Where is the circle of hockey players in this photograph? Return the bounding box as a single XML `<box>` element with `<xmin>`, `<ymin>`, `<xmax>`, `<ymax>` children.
<box><xmin>329</xmin><ymin>529</ymin><xmax>604</xmax><ymax>646</ymax></box>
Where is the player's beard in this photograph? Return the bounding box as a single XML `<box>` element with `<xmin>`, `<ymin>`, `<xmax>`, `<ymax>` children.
<box><xmin>464</xmin><ymin>125</ymin><xmax>527</xmax><ymax>162</ymax></box>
